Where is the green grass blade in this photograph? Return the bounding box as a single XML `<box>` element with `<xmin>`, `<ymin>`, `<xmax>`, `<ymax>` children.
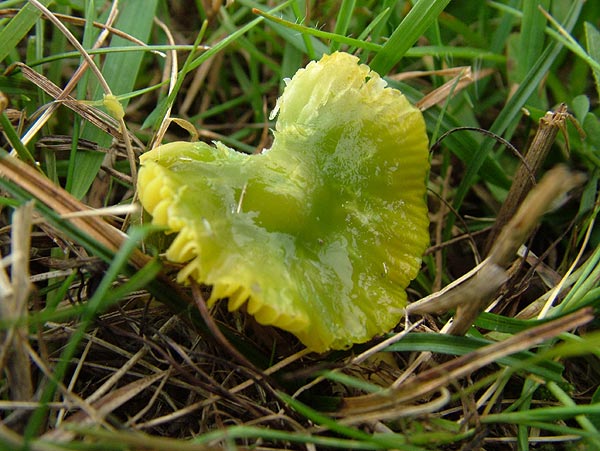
<box><xmin>483</xmin><ymin>403</ymin><xmax>600</xmax><ymax>426</ymax></box>
<box><xmin>369</xmin><ymin>0</ymin><xmax>451</xmax><ymax>74</ymax></box>
<box><xmin>330</xmin><ymin>0</ymin><xmax>356</xmax><ymax>52</ymax></box>
<box><xmin>385</xmin><ymin>333</ymin><xmax>564</xmax><ymax>382</ymax></box>
<box><xmin>318</xmin><ymin>370</ymin><xmax>385</xmax><ymax>394</ymax></box>
<box><xmin>438</xmin><ymin>10</ymin><xmax>487</xmax><ymax>48</ymax></box>
<box><xmin>73</xmin><ymin>423</ymin><xmax>417</xmax><ymax>450</ymax></box>
<box><xmin>516</xmin><ymin>379</ymin><xmax>535</xmax><ymax>451</ymax></box>
<box><xmin>278</xmin><ymin>392</ymin><xmax>426</xmax><ymax>451</ymax></box>
<box><xmin>368</xmin><ymin>0</ymin><xmax>395</xmax><ymax>46</ymax></box>
<box><xmin>186</xmin><ymin>2</ymin><xmax>294</xmax><ymax>73</ymax></box>
<box><xmin>253</xmin><ymin>7</ymin><xmax>381</xmax><ymax>53</ymax></box>
<box><xmin>474</xmin><ymin>312</ymin><xmax>542</xmax><ymax>334</ymax></box>
<box><xmin>547</xmin><ymin>381</ymin><xmax>600</xmax><ymax>447</ymax></box>
<box><xmin>585</xmin><ymin>21</ymin><xmax>600</xmax><ymax>99</ymax></box>
<box><xmin>0</xmin><ymin>0</ymin><xmax>52</xmax><ymax>63</ymax></box>
<box><xmin>0</xmin><ymin>111</ymin><xmax>36</xmax><ymax>165</ymax></box>
<box><xmin>101</xmin><ymin>255</ymin><xmax>162</xmax><ymax>303</ymax></box>
<box><xmin>95</xmin><ymin>2</ymin><xmax>159</xmax><ymax>105</ymax></box>
<box><xmin>348</xmin><ymin>7</ymin><xmax>390</xmax><ymax>55</ymax></box>
<box><xmin>406</xmin><ymin>45</ymin><xmax>505</xmax><ymax>62</ymax></box>
<box><xmin>217</xmin><ymin>6</ymin><xmax>280</xmax><ymax>73</ymax></box>
<box><xmin>541</xmin><ymin>8</ymin><xmax>600</xmax><ymax>76</ymax></box>
<box><xmin>517</xmin><ymin>0</ymin><xmax>550</xmax><ymax>81</ymax></box>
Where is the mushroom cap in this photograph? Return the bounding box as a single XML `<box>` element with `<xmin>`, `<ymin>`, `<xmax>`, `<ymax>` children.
<box><xmin>137</xmin><ymin>52</ymin><xmax>429</xmax><ymax>352</ymax></box>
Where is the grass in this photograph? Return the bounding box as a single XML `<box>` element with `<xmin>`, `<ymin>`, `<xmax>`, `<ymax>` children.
<box><xmin>0</xmin><ymin>0</ymin><xmax>600</xmax><ymax>449</ymax></box>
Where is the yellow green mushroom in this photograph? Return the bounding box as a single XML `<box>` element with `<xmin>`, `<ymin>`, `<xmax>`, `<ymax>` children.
<box><xmin>137</xmin><ymin>52</ymin><xmax>429</xmax><ymax>352</ymax></box>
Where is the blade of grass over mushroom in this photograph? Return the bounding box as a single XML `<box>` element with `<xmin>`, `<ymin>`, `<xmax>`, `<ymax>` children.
<box><xmin>330</xmin><ymin>0</ymin><xmax>356</xmax><ymax>52</ymax></box>
<box><xmin>289</xmin><ymin>1</ymin><xmax>316</xmax><ymax>59</ymax></box>
<box><xmin>251</xmin><ymin>7</ymin><xmax>381</xmax><ymax>53</ymax></box>
<box><xmin>368</xmin><ymin>0</ymin><xmax>451</xmax><ymax>74</ymax></box>
<box><xmin>447</xmin><ymin>1</ymin><xmax>583</xmax><ymax>241</ymax></box>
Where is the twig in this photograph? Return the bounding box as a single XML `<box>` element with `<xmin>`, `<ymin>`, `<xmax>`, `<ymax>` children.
<box><xmin>485</xmin><ymin>105</ymin><xmax>569</xmax><ymax>251</ymax></box>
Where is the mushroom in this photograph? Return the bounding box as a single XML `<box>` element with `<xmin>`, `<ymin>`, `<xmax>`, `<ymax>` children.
<box><xmin>137</xmin><ymin>52</ymin><xmax>429</xmax><ymax>352</ymax></box>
